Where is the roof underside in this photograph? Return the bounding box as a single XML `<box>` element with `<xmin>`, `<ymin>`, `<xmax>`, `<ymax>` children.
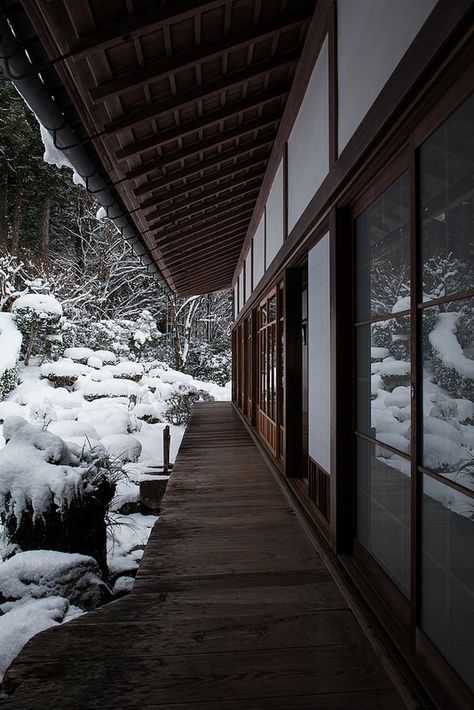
<box><xmin>4</xmin><ymin>0</ymin><xmax>316</xmax><ymax>295</ymax></box>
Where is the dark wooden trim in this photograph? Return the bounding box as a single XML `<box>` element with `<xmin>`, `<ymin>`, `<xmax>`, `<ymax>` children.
<box><xmin>148</xmin><ymin>184</ymin><xmax>260</xmax><ymax>225</ymax></box>
<box><xmin>154</xmin><ymin>204</ymin><xmax>255</xmax><ymax>243</ymax></box>
<box><xmin>410</xmin><ymin>132</ymin><xmax>419</xmax><ymax>641</ymax></box>
<box><xmin>156</xmin><ymin>215</ymin><xmax>252</xmax><ymax>252</ymax></box>
<box><xmin>328</xmin><ymin>1</ymin><xmax>337</xmax><ymax>166</ymax></box>
<box><xmin>283</xmin><ymin>141</ymin><xmax>289</xmax><ymax>241</ymax></box>
<box><xmin>283</xmin><ymin>267</ymin><xmax>303</xmax><ymax>478</ymax></box>
<box><xmin>351</xmin><ymin>145</ymin><xmax>410</xmax><ymax>218</ymax></box>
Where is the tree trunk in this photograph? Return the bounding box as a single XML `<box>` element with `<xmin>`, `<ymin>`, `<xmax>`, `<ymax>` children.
<box><xmin>39</xmin><ymin>197</ymin><xmax>51</xmax><ymax>267</ymax></box>
<box><xmin>11</xmin><ymin>187</ymin><xmax>22</xmax><ymax>255</ymax></box>
<box><xmin>0</xmin><ymin>175</ymin><xmax>8</xmax><ymax>251</ymax></box>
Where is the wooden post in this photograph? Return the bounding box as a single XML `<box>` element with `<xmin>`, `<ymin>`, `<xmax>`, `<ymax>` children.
<box><xmin>163</xmin><ymin>425</ymin><xmax>170</xmax><ymax>475</ymax></box>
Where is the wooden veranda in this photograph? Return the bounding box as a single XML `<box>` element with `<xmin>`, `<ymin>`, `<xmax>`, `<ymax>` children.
<box><xmin>2</xmin><ymin>402</ymin><xmax>404</xmax><ymax>708</ymax></box>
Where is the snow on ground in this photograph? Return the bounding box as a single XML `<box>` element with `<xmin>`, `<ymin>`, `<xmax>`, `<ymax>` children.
<box><xmin>0</xmin><ymin>351</ymin><xmax>230</xmax><ymax>683</ymax></box>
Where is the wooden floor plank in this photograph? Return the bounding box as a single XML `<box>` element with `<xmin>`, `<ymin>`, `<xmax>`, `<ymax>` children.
<box><xmin>1</xmin><ymin>402</ymin><xmax>405</xmax><ymax>709</ymax></box>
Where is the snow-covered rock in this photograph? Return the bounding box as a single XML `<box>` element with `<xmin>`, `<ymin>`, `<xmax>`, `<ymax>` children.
<box><xmin>0</xmin><ymin>550</ymin><xmax>106</xmax><ymax>610</ymax></box>
<box><xmin>108</xmin><ymin>362</ymin><xmax>144</xmax><ymax>381</ymax></box>
<box><xmin>100</xmin><ymin>434</ymin><xmax>142</xmax><ymax>463</ymax></box>
<box><xmin>48</xmin><ymin>420</ymin><xmax>99</xmax><ymax>441</ymax></box>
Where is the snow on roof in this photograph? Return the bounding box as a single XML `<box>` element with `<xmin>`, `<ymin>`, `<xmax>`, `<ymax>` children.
<box><xmin>0</xmin><ymin>313</ymin><xmax>22</xmax><ymax>378</ymax></box>
<box><xmin>12</xmin><ymin>293</ymin><xmax>63</xmax><ymax>317</ymax></box>
<box><xmin>39</xmin><ymin>124</ymin><xmax>86</xmax><ymax>187</ymax></box>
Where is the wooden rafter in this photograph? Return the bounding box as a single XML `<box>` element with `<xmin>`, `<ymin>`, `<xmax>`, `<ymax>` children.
<box><xmin>91</xmin><ymin>10</ymin><xmax>310</xmax><ymax>103</ymax></box>
<box><xmin>102</xmin><ymin>51</ymin><xmax>297</xmax><ymax>134</ymax></box>
<box><xmin>115</xmin><ymin>86</ymin><xmax>289</xmax><ymax>159</ymax></box>
<box><xmin>157</xmin><ymin>219</ymin><xmax>252</xmax><ymax>255</ymax></box>
<box><xmin>153</xmin><ymin>202</ymin><xmax>256</xmax><ymax>241</ymax></box>
<box><xmin>134</xmin><ymin>134</ymin><xmax>274</xmax><ymax>198</ymax></box>
<box><xmin>124</xmin><ymin>113</ymin><xmax>282</xmax><ymax>182</ymax></box>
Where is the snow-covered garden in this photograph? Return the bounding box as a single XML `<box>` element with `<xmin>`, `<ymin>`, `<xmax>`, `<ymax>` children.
<box><xmin>0</xmin><ymin>288</ymin><xmax>230</xmax><ymax>685</ymax></box>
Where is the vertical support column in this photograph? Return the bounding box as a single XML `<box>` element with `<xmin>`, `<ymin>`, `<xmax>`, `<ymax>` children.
<box><xmin>330</xmin><ymin>207</ymin><xmax>354</xmax><ymax>553</ymax></box>
<box><xmin>284</xmin><ymin>267</ymin><xmax>303</xmax><ymax>478</ymax></box>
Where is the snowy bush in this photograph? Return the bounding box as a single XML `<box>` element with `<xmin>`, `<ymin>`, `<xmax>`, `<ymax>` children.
<box><xmin>109</xmin><ymin>361</ymin><xmax>144</xmax><ymax>382</ymax></box>
<box><xmin>78</xmin><ymin>378</ymin><xmax>142</xmax><ymax>401</ymax></box>
<box><xmin>0</xmin><ymin>313</ymin><xmax>22</xmax><ymax>401</ymax></box>
<box><xmin>131</xmin><ymin>310</ymin><xmax>162</xmax><ymax>361</ymax></box>
<box><xmin>0</xmin><ymin>417</ymin><xmax>117</xmax><ymax>575</ymax></box>
<box><xmin>12</xmin><ymin>293</ymin><xmax>63</xmax><ymax>366</ymax></box>
<box><xmin>429</xmin><ymin>313</ymin><xmax>474</xmax><ymax>400</ymax></box>
<box><xmin>133</xmin><ymin>403</ymin><xmax>163</xmax><ymax>424</ymax></box>
<box><xmin>187</xmin><ymin>338</ymin><xmax>232</xmax><ymax>386</ymax></box>
<box><xmin>100</xmin><ymin>434</ymin><xmax>142</xmax><ymax>463</ymax></box>
<box><xmin>93</xmin><ymin>350</ymin><xmax>117</xmax><ymax>365</ymax></box>
<box><xmin>165</xmin><ymin>383</ymin><xmax>214</xmax><ymax>425</ymax></box>
<box><xmin>40</xmin><ymin>359</ymin><xmax>91</xmax><ymax>388</ymax></box>
<box><xmin>63</xmin><ymin>346</ymin><xmax>94</xmax><ymax>364</ymax></box>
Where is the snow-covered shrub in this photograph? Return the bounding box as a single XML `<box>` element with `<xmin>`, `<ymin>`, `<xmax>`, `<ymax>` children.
<box><xmin>0</xmin><ymin>416</ymin><xmax>117</xmax><ymax>575</ymax></box>
<box><xmin>93</xmin><ymin>350</ymin><xmax>117</xmax><ymax>365</ymax></box>
<box><xmin>133</xmin><ymin>403</ymin><xmax>163</xmax><ymax>424</ymax></box>
<box><xmin>78</xmin><ymin>378</ymin><xmax>142</xmax><ymax>401</ymax></box>
<box><xmin>0</xmin><ymin>550</ymin><xmax>108</xmax><ymax>611</ymax></box>
<box><xmin>109</xmin><ymin>361</ymin><xmax>144</xmax><ymax>382</ymax></box>
<box><xmin>12</xmin><ymin>294</ymin><xmax>63</xmax><ymax>366</ymax></box>
<box><xmin>0</xmin><ymin>313</ymin><xmax>22</xmax><ymax>401</ymax></box>
<box><xmin>131</xmin><ymin>310</ymin><xmax>161</xmax><ymax>361</ymax></box>
<box><xmin>165</xmin><ymin>383</ymin><xmax>214</xmax><ymax>425</ymax></box>
<box><xmin>40</xmin><ymin>359</ymin><xmax>91</xmax><ymax>388</ymax></box>
<box><xmin>100</xmin><ymin>434</ymin><xmax>142</xmax><ymax>463</ymax></box>
<box><xmin>429</xmin><ymin>312</ymin><xmax>474</xmax><ymax>400</ymax></box>
<box><xmin>86</xmin><ymin>319</ymin><xmax>132</xmax><ymax>358</ymax></box>
<box><xmin>63</xmin><ymin>346</ymin><xmax>94</xmax><ymax>364</ymax></box>
<box><xmin>187</xmin><ymin>338</ymin><xmax>231</xmax><ymax>386</ymax></box>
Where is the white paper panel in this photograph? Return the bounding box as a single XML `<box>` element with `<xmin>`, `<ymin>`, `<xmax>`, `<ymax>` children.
<box><xmin>233</xmin><ymin>282</ymin><xmax>238</xmax><ymax>319</ymax></box>
<box><xmin>337</xmin><ymin>0</ymin><xmax>437</xmax><ymax>152</ymax></box>
<box><xmin>308</xmin><ymin>232</ymin><xmax>331</xmax><ymax>473</ymax></box>
<box><xmin>238</xmin><ymin>269</ymin><xmax>243</xmax><ymax>314</ymax></box>
<box><xmin>245</xmin><ymin>247</ymin><xmax>252</xmax><ymax>301</ymax></box>
<box><xmin>288</xmin><ymin>36</ymin><xmax>329</xmax><ymax>232</ymax></box>
<box><xmin>266</xmin><ymin>161</ymin><xmax>284</xmax><ymax>268</ymax></box>
<box><xmin>253</xmin><ymin>214</ymin><xmax>265</xmax><ymax>287</ymax></box>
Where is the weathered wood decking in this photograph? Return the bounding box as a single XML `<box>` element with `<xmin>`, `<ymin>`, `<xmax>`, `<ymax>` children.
<box><xmin>2</xmin><ymin>402</ymin><xmax>404</xmax><ymax>709</ymax></box>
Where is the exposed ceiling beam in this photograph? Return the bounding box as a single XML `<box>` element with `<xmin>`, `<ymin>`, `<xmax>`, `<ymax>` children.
<box><xmin>102</xmin><ymin>51</ymin><xmax>297</xmax><ymax>135</ymax></box>
<box><xmin>124</xmin><ymin>113</ymin><xmax>281</xmax><ymax>182</ymax></box>
<box><xmin>134</xmin><ymin>134</ymin><xmax>273</xmax><ymax>197</ymax></box>
<box><xmin>148</xmin><ymin>183</ymin><xmax>260</xmax><ymax>227</ymax></box>
<box><xmin>140</xmin><ymin>156</ymin><xmax>268</xmax><ymax>210</ymax></box>
<box><xmin>68</xmin><ymin>1</ymin><xmax>225</xmax><ymax>59</ymax></box>
<box><xmin>172</xmin><ymin>261</ymin><xmax>238</xmax><ymax>290</ymax></box>
<box><xmin>157</xmin><ymin>219</ymin><xmax>252</xmax><ymax>256</ymax></box>
<box><xmin>170</xmin><ymin>251</ymin><xmax>243</xmax><ymax>281</ymax></box>
<box><xmin>145</xmin><ymin>176</ymin><xmax>263</xmax><ymax>223</ymax></box>
<box><xmin>163</xmin><ymin>234</ymin><xmax>245</xmax><ymax>270</ymax></box>
<box><xmin>153</xmin><ymin>202</ymin><xmax>255</xmax><ymax>241</ymax></box>
<box><xmin>91</xmin><ymin>10</ymin><xmax>310</xmax><ymax>103</ymax></box>
<box><xmin>115</xmin><ymin>86</ymin><xmax>288</xmax><ymax>160</ymax></box>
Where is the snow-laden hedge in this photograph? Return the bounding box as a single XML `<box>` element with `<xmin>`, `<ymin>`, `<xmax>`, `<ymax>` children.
<box><xmin>0</xmin><ymin>313</ymin><xmax>22</xmax><ymax>401</ymax></box>
<box><xmin>430</xmin><ymin>312</ymin><xmax>474</xmax><ymax>399</ymax></box>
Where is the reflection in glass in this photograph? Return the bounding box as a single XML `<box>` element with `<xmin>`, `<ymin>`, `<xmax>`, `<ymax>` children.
<box><xmin>356</xmin><ymin>172</ymin><xmax>410</xmax><ymax>321</ymax></box>
<box><xmin>268</xmin><ymin>295</ymin><xmax>277</xmax><ymax>323</ymax></box>
<box><xmin>422</xmin><ymin>298</ymin><xmax>474</xmax><ymax>491</ymax></box>
<box><xmin>356</xmin><ymin>318</ymin><xmax>411</xmax><ymax>451</ymax></box>
<box><xmin>421</xmin><ymin>94</ymin><xmax>474</xmax><ymax>303</ymax></box>
<box><xmin>421</xmin><ymin>475</ymin><xmax>474</xmax><ymax>691</ymax></box>
<box><xmin>357</xmin><ymin>438</ymin><xmax>411</xmax><ymax>596</ymax></box>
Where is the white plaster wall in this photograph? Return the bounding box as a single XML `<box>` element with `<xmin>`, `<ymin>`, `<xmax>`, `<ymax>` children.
<box><xmin>266</xmin><ymin>161</ymin><xmax>284</xmax><ymax>268</ymax></box>
<box><xmin>308</xmin><ymin>232</ymin><xmax>331</xmax><ymax>473</ymax></box>
<box><xmin>245</xmin><ymin>247</ymin><xmax>252</xmax><ymax>301</ymax></box>
<box><xmin>337</xmin><ymin>0</ymin><xmax>437</xmax><ymax>152</ymax></box>
<box><xmin>233</xmin><ymin>282</ymin><xmax>238</xmax><ymax>319</ymax></box>
<box><xmin>253</xmin><ymin>214</ymin><xmax>265</xmax><ymax>287</ymax></box>
<box><xmin>288</xmin><ymin>36</ymin><xmax>329</xmax><ymax>232</ymax></box>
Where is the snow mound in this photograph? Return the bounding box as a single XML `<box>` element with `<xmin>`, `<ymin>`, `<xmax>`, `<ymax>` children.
<box><xmin>40</xmin><ymin>359</ymin><xmax>91</xmax><ymax>384</ymax></box>
<box><xmin>0</xmin><ymin>402</ymin><xmax>26</xmax><ymax>423</ymax></box>
<box><xmin>100</xmin><ymin>434</ymin><xmax>142</xmax><ymax>463</ymax></box>
<box><xmin>0</xmin><ymin>550</ymin><xmax>105</xmax><ymax>610</ymax></box>
<box><xmin>423</xmin><ymin>434</ymin><xmax>464</xmax><ymax>470</ymax></box>
<box><xmin>87</xmin><ymin>355</ymin><xmax>103</xmax><ymax>370</ymax></box>
<box><xmin>109</xmin><ymin>362</ymin><xmax>144</xmax><ymax>380</ymax></box>
<box><xmin>12</xmin><ymin>293</ymin><xmax>62</xmax><ymax>317</ymax></box>
<box><xmin>0</xmin><ymin>417</ymin><xmax>85</xmax><ymax>522</ymax></box>
<box><xmin>63</xmin><ymin>347</ymin><xmax>95</xmax><ymax>363</ymax></box>
<box><xmin>77</xmin><ymin>378</ymin><xmax>142</xmax><ymax>401</ymax></box>
<box><xmin>47</xmin><ymin>420</ymin><xmax>99</xmax><ymax>441</ymax></box>
<box><xmin>93</xmin><ymin>350</ymin><xmax>116</xmax><ymax>365</ymax></box>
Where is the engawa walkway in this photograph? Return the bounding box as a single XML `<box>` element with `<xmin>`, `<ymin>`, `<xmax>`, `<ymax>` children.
<box><xmin>2</xmin><ymin>402</ymin><xmax>405</xmax><ymax>709</ymax></box>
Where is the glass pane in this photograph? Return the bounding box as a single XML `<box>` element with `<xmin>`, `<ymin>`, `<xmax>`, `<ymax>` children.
<box><xmin>357</xmin><ymin>438</ymin><xmax>411</xmax><ymax>597</ymax></box>
<box><xmin>421</xmin><ymin>94</ymin><xmax>474</xmax><ymax>303</ymax></box>
<box><xmin>268</xmin><ymin>295</ymin><xmax>277</xmax><ymax>323</ymax></box>
<box><xmin>421</xmin><ymin>475</ymin><xmax>474</xmax><ymax>691</ymax></box>
<box><xmin>356</xmin><ymin>172</ymin><xmax>410</xmax><ymax>321</ymax></box>
<box><xmin>422</xmin><ymin>298</ymin><xmax>474</xmax><ymax>491</ymax></box>
<box><xmin>356</xmin><ymin>317</ymin><xmax>411</xmax><ymax>452</ymax></box>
